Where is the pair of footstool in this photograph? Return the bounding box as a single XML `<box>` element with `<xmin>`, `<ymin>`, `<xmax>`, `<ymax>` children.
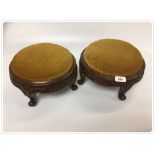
<box><xmin>9</xmin><ymin>39</ymin><xmax>145</xmax><ymax>106</ymax></box>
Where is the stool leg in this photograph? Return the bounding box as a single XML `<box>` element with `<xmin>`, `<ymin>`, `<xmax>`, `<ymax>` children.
<box><xmin>70</xmin><ymin>67</ymin><xmax>78</xmax><ymax>91</ymax></box>
<box><xmin>27</xmin><ymin>93</ymin><xmax>37</xmax><ymax>106</ymax></box>
<box><xmin>71</xmin><ymin>82</ymin><xmax>78</xmax><ymax>91</ymax></box>
<box><xmin>77</xmin><ymin>64</ymin><xmax>86</xmax><ymax>85</ymax></box>
<box><xmin>21</xmin><ymin>87</ymin><xmax>37</xmax><ymax>106</ymax></box>
<box><xmin>118</xmin><ymin>84</ymin><xmax>133</xmax><ymax>100</ymax></box>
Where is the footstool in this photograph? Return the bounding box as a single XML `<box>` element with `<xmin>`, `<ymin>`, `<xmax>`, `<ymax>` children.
<box><xmin>9</xmin><ymin>43</ymin><xmax>78</xmax><ymax>106</ymax></box>
<box><xmin>78</xmin><ymin>39</ymin><xmax>145</xmax><ymax>100</ymax></box>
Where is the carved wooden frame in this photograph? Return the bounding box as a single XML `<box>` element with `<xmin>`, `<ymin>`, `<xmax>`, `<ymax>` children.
<box><xmin>78</xmin><ymin>50</ymin><xmax>145</xmax><ymax>100</ymax></box>
<box><xmin>9</xmin><ymin>56</ymin><xmax>78</xmax><ymax>106</ymax></box>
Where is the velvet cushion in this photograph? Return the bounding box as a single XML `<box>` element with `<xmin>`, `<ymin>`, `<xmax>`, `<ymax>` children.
<box><xmin>11</xmin><ymin>43</ymin><xmax>73</xmax><ymax>81</ymax></box>
<box><xmin>84</xmin><ymin>39</ymin><xmax>144</xmax><ymax>76</ymax></box>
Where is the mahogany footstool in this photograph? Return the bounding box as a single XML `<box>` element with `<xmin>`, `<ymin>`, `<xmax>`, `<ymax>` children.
<box><xmin>78</xmin><ymin>39</ymin><xmax>145</xmax><ymax>100</ymax></box>
<box><xmin>9</xmin><ymin>43</ymin><xmax>78</xmax><ymax>106</ymax></box>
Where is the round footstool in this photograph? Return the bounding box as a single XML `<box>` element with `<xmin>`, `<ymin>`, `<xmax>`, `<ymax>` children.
<box><xmin>9</xmin><ymin>43</ymin><xmax>78</xmax><ymax>106</ymax></box>
<box><xmin>78</xmin><ymin>39</ymin><xmax>145</xmax><ymax>100</ymax></box>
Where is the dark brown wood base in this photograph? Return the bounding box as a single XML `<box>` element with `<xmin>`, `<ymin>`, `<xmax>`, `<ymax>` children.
<box><xmin>9</xmin><ymin>57</ymin><xmax>78</xmax><ymax>106</ymax></box>
<box><xmin>77</xmin><ymin>51</ymin><xmax>145</xmax><ymax>100</ymax></box>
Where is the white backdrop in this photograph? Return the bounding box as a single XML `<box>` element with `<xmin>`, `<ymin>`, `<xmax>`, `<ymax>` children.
<box><xmin>3</xmin><ymin>22</ymin><xmax>152</xmax><ymax>132</ymax></box>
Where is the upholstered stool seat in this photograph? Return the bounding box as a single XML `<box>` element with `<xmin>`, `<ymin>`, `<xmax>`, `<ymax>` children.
<box><xmin>10</xmin><ymin>43</ymin><xmax>78</xmax><ymax>106</ymax></box>
<box><xmin>78</xmin><ymin>39</ymin><xmax>145</xmax><ymax>100</ymax></box>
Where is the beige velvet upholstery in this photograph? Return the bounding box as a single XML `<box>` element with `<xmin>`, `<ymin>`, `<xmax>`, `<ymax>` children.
<box><xmin>11</xmin><ymin>43</ymin><xmax>73</xmax><ymax>81</ymax></box>
<box><xmin>84</xmin><ymin>39</ymin><xmax>144</xmax><ymax>76</ymax></box>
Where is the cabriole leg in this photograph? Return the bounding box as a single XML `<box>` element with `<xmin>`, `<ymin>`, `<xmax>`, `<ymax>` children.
<box><xmin>77</xmin><ymin>63</ymin><xmax>86</xmax><ymax>85</ymax></box>
<box><xmin>118</xmin><ymin>84</ymin><xmax>133</xmax><ymax>100</ymax></box>
<box><xmin>70</xmin><ymin>67</ymin><xmax>78</xmax><ymax>91</ymax></box>
<box><xmin>27</xmin><ymin>93</ymin><xmax>37</xmax><ymax>106</ymax></box>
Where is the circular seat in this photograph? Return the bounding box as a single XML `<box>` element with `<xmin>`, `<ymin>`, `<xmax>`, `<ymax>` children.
<box><xmin>9</xmin><ymin>43</ymin><xmax>78</xmax><ymax>106</ymax></box>
<box><xmin>84</xmin><ymin>39</ymin><xmax>144</xmax><ymax>76</ymax></box>
<box><xmin>78</xmin><ymin>39</ymin><xmax>145</xmax><ymax>100</ymax></box>
<box><xmin>11</xmin><ymin>43</ymin><xmax>74</xmax><ymax>82</ymax></box>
